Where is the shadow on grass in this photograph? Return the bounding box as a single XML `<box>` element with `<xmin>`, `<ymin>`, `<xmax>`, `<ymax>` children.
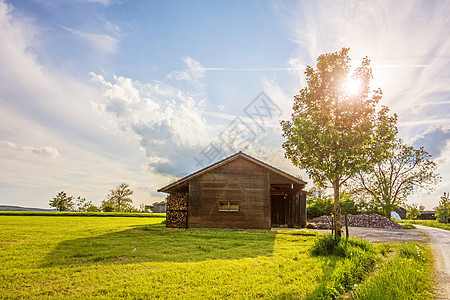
<box><xmin>303</xmin><ymin>257</ymin><xmax>339</xmax><ymax>300</ymax></box>
<box><xmin>42</xmin><ymin>223</ymin><xmax>276</xmax><ymax>267</ymax></box>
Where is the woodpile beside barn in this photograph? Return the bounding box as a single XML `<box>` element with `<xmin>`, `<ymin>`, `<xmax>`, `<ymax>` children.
<box><xmin>158</xmin><ymin>151</ymin><xmax>307</xmax><ymax>230</ymax></box>
<box><xmin>166</xmin><ymin>193</ymin><xmax>188</xmax><ymax>228</ymax></box>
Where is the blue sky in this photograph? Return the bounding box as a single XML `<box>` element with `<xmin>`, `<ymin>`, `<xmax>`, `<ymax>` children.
<box><xmin>0</xmin><ymin>0</ymin><xmax>449</xmax><ymax>210</ymax></box>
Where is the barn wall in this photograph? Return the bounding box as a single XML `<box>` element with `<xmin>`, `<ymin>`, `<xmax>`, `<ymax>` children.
<box><xmin>291</xmin><ymin>191</ymin><xmax>307</xmax><ymax>227</ymax></box>
<box><xmin>269</xmin><ymin>172</ymin><xmax>296</xmax><ymax>185</ymax></box>
<box><xmin>188</xmin><ymin>157</ymin><xmax>271</xmax><ymax>229</ymax></box>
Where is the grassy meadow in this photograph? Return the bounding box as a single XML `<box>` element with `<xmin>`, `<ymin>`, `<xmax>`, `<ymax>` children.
<box><xmin>0</xmin><ymin>215</ymin><xmax>434</xmax><ymax>299</ymax></box>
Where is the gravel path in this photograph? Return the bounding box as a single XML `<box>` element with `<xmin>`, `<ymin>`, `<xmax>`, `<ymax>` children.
<box><xmin>308</xmin><ymin>226</ymin><xmax>428</xmax><ymax>243</ymax></box>
<box><xmin>345</xmin><ymin>226</ymin><xmax>428</xmax><ymax>243</ymax></box>
<box><xmin>415</xmin><ymin>225</ymin><xmax>450</xmax><ymax>300</ymax></box>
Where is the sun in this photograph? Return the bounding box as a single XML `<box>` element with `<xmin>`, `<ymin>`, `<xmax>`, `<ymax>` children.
<box><xmin>344</xmin><ymin>77</ymin><xmax>361</xmax><ymax>96</ymax></box>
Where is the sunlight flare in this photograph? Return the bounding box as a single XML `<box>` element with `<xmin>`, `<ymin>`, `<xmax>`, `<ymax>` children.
<box><xmin>344</xmin><ymin>76</ymin><xmax>361</xmax><ymax>96</ymax></box>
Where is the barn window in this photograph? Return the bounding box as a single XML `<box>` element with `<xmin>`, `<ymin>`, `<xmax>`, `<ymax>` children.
<box><xmin>218</xmin><ymin>201</ymin><xmax>239</xmax><ymax>212</ymax></box>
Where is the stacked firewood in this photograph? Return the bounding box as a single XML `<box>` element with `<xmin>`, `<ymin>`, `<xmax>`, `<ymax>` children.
<box><xmin>166</xmin><ymin>210</ymin><xmax>188</xmax><ymax>228</ymax></box>
<box><xmin>166</xmin><ymin>193</ymin><xmax>188</xmax><ymax>228</ymax></box>
<box><xmin>166</xmin><ymin>193</ymin><xmax>188</xmax><ymax>210</ymax></box>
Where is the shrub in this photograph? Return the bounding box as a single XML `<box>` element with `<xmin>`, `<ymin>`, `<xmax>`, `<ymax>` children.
<box><xmin>310</xmin><ymin>234</ymin><xmax>337</xmax><ymax>256</ymax></box>
<box><xmin>307</xmin><ymin>197</ymin><xmax>334</xmax><ymax>219</ymax></box>
<box><xmin>310</xmin><ymin>235</ymin><xmax>377</xmax><ymax>298</ymax></box>
<box><xmin>311</xmin><ymin>235</ymin><xmax>373</xmax><ymax>258</ymax></box>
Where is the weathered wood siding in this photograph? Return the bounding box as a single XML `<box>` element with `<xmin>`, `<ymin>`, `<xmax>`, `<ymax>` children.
<box><xmin>188</xmin><ymin>157</ymin><xmax>271</xmax><ymax>229</ymax></box>
<box><xmin>290</xmin><ymin>191</ymin><xmax>307</xmax><ymax>227</ymax></box>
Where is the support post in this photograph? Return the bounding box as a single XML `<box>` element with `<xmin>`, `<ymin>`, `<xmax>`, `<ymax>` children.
<box><xmin>345</xmin><ymin>213</ymin><xmax>349</xmax><ymax>240</ymax></box>
<box><xmin>331</xmin><ymin>213</ymin><xmax>334</xmax><ymax>236</ymax></box>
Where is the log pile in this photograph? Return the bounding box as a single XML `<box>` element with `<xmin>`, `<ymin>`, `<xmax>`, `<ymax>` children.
<box><xmin>309</xmin><ymin>214</ymin><xmax>402</xmax><ymax>229</ymax></box>
<box><xmin>166</xmin><ymin>210</ymin><xmax>188</xmax><ymax>228</ymax></box>
<box><xmin>166</xmin><ymin>193</ymin><xmax>188</xmax><ymax>228</ymax></box>
<box><xmin>166</xmin><ymin>193</ymin><xmax>188</xmax><ymax>210</ymax></box>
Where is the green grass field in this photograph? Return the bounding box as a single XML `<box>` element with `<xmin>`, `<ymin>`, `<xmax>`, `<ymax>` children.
<box><xmin>398</xmin><ymin>219</ymin><xmax>450</xmax><ymax>231</ymax></box>
<box><xmin>0</xmin><ymin>215</ymin><xmax>434</xmax><ymax>299</ymax></box>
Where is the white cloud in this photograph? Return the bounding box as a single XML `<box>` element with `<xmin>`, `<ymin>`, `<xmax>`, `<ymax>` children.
<box><xmin>0</xmin><ymin>0</ymin><xmax>159</xmax><ymax>208</ymax></box>
<box><xmin>1</xmin><ymin>140</ymin><xmax>60</xmax><ymax>158</ymax></box>
<box><xmin>410</xmin><ymin>123</ymin><xmax>450</xmax><ymax>163</ymax></box>
<box><xmin>90</xmin><ymin>66</ymin><xmax>217</xmax><ymax>178</ymax></box>
<box><xmin>61</xmin><ymin>26</ymin><xmax>119</xmax><ymax>54</ymax></box>
<box><xmin>276</xmin><ymin>0</ymin><xmax>450</xmax><ymax>115</ymax></box>
<box><xmin>166</xmin><ymin>56</ymin><xmax>206</xmax><ymax>81</ymax></box>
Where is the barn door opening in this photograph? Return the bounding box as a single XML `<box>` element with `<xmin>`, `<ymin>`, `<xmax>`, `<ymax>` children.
<box><xmin>271</xmin><ymin>194</ymin><xmax>287</xmax><ymax>227</ymax></box>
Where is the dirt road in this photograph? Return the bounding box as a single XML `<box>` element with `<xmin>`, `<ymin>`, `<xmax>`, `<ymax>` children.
<box><xmin>310</xmin><ymin>226</ymin><xmax>428</xmax><ymax>243</ymax></box>
<box><xmin>415</xmin><ymin>225</ymin><xmax>450</xmax><ymax>300</ymax></box>
<box><xmin>345</xmin><ymin>226</ymin><xmax>428</xmax><ymax>243</ymax></box>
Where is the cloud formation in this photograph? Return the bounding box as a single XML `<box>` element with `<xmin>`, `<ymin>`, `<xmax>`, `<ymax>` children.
<box><xmin>0</xmin><ymin>140</ymin><xmax>60</xmax><ymax>158</ymax></box>
<box><xmin>276</xmin><ymin>0</ymin><xmax>450</xmax><ymax>115</ymax></box>
<box><xmin>90</xmin><ymin>58</ymin><xmax>216</xmax><ymax>177</ymax></box>
<box><xmin>411</xmin><ymin>123</ymin><xmax>450</xmax><ymax>163</ymax></box>
<box><xmin>166</xmin><ymin>56</ymin><xmax>206</xmax><ymax>83</ymax></box>
<box><xmin>62</xmin><ymin>26</ymin><xmax>119</xmax><ymax>54</ymax></box>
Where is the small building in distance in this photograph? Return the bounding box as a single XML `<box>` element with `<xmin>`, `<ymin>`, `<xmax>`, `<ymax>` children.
<box><xmin>394</xmin><ymin>207</ymin><xmax>407</xmax><ymax>219</ymax></box>
<box><xmin>147</xmin><ymin>201</ymin><xmax>166</xmax><ymax>213</ymax></box>
<box><xmin>418</xmin><ymin>210</ymin><xmax>436</xmax><ymax>220</ymax></box>
<box><xmin>157</xmin><ymin>151</ymin><xmax>307</xmax><ymax>230</ymax></box>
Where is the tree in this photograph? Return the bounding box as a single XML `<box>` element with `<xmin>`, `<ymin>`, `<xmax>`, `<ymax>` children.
<box><xmin>76</xmin><ymin>196</ymin><xmax>98</xmax><ymax>212</ymax></box>
<box><xmin>307</xmin><ymin>196</ymin><xmax>334</xmax><ymax>219</ymax></box>
<box><xmin>406</xmin><ymin>203</ymin><xmax>425</xmax><ymax>221</ymax></box>
<box><xmin>351</xmin><ymin>140</ymin><xmax>440</xmax><ymax>217</ymax></box>
<box><xmin>49</xmin><ymin>191</ymin><xmax>74</xmax><ymax>212</ymax></box>
<box><xmin>75</xmin><ymin>196</ymin><xmax>93</xmax><ymax>212</ymax></box>
<box><xmin>435</xmin><ymin>192</ymin><xmax>449</xmax><ymax>223</ymax></box>
<box><xmin>102</xmin><ymin>183</ymin><xmax>134</xmax><ymax>212</ymax></box>
<box><xmin>101</xmin><ymin>202</ymin><xmax>115</xmax><ymax>212</ymax></box>
<box><xmin>340</xmin><ymin>193</ymin><xmax>359</xmax><ymax>215</ymax></box>
<box><xmin>86</xmin><ymin>204</ymin><xmax>99</xmax><ymax>212</ymax></box>
<box><xmin>281</xmin><ymin>48</ymin><xmax>397</xmax><ymax>239</ymax></box>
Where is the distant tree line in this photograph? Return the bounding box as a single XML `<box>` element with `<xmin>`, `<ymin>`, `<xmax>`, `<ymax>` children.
<box><xmin>49</xmin><ymin>183</ymin><xmax>142</xmax><ymax>213</ymax></box>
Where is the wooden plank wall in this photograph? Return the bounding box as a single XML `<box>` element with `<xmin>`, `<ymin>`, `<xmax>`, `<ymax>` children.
<box><xmin>288</xmin><ymin>191</ymin><xmax>307</xmax><ymax>227</ymax></box>
<box><xmin>188</xmin><ymin>157</ymin><xmax>271</xmax><ymax>229</ymax></box>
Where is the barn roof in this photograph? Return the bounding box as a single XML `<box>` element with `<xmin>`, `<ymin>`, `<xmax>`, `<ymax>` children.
<box><xmin>157</xmin><ymin>151</ymin><xmax>307</xmax><ymax>193</ymax></box>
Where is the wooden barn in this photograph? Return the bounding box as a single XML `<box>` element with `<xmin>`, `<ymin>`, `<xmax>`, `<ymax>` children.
<box><xmin>157</xmin><ymin>151</ymin><xmax>307</xmax><ymax>230</ymax></box>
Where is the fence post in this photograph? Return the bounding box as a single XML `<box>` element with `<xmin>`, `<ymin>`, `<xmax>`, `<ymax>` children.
<box><xmin>345</xmin><ymin>213</ymin><xmax>349</xmax><ymax>240</ymax></box>
<box><xmin>331</xmin><ymin>213</ymin><xmax>334</xmax><ymax>237</ymax></box>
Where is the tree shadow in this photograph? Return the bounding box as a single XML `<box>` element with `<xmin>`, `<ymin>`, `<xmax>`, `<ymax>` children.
<box><xmin>42</xmin><ymin>223</ymin><xmax>276</xmax><ymax>267</ymax></box>
<box><xmin>303</xmin><ymin>257</ymin><xmax>339</xmax><ymax>300</ymax></box>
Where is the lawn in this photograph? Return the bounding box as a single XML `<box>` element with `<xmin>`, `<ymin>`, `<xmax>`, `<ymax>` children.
<box><xmin>0</xmin><ymin>215</ymin><xmax>435</xmax><ymax>299</ymax></box>
<box><xmin>397</xmin><ymin>219</ymin><xmax>450</xmax><ymax>231</ymax></box>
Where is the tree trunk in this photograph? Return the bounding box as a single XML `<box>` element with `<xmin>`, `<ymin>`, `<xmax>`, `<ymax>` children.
<box><xmin>333</xmin><ymin>180</ymin><xmax>342</xmax><ymax>239</ymax></box>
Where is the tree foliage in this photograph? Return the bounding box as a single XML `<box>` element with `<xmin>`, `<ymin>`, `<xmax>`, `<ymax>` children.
<box><xmin>281</xmin><ymin>48</ymin><xmax>397</xmax><ymax>238</ymax></box>
<box><xmin>435</xmin><ymin>192</ymin><xmax>449</xmax><ymax>223</ymax></box>
<box><xmin>351</xmin><ymin>140</ymin><xmax>440</xmax><ymax>218</ymax></box>
<box><xmin>307</xmin><ymin>188</ymin><xmax>359</xmax><ymax>219</ymax></box>
<box><xmin>307</xmin><ymin>196</ymin><xmax>334</xmax><ymax>219</ymax></box>
<box><xmin>76</xmin><ymin>196</ymin><xmax>98</xmax><ymax>212</ymax></box>
<box><xmin>101</xmin><ymin>183</ymin><xmax>135</xmax><ymax>212</ymax></box>
<box><xmin>49</xmin><ymin>191</ymin><xmax>74</xmax><ymax>212</ymax></box>
<box><xmin>406</xmin><ymin>203</ymin><xmax>425</xmax><ymax>221</ymax></box>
